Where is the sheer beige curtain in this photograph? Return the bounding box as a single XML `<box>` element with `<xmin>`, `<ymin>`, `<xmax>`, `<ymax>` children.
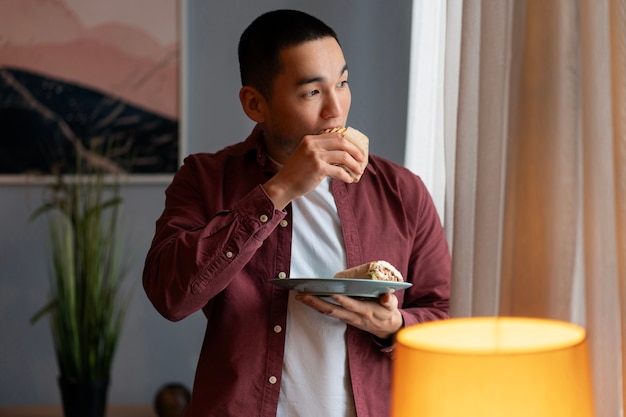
<box><xmin>445</xmin><ymin>1</ymin><xmax>626</xmax><ymax>416</ymax></box>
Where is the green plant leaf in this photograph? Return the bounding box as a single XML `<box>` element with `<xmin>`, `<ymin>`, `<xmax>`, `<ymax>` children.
<box><xmin>30</xmin><ymin>300</ymin><xmax>56</xmax><ymax>325</ymax></box>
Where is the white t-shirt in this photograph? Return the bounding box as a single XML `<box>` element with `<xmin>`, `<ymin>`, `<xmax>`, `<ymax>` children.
<box><xmin>277</xmin><ymin>177</ymin><xmax>357</xmax><ymax>417</ymax></box>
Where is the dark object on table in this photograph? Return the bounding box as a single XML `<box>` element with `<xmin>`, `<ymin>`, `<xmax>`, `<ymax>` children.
<box><xmin>154</xmin><ymin>383</ymin><xmax>191</xmax><ymax>417</ymax></box>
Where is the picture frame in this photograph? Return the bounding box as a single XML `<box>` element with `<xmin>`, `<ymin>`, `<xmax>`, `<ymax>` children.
<box><xmin>0</xmin><ymin>0</ymin><xmax>182</xmax><ymax>183</ymax></box>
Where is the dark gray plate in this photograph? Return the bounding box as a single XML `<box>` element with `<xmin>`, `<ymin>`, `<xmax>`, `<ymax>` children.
<box><xmin>270</xmin><ymin>278</ymin><xmax>411</xmax><ymax>298</ymax></box>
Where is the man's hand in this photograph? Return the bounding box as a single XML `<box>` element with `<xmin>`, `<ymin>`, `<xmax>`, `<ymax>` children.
<box><xmin>295</xmin><ymin>292</ymin><xmax>403</xmax><ymax>340</ymax></box>
<box><xmin>263</xmin><ymin>132</ymin><xmax>365</xmax><ymax>210</ymax></box>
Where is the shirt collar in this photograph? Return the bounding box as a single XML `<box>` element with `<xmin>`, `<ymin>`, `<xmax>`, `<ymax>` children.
<box><xmin>242</xmin><ymin>124</ymin><xmax>280</xmax><ymax>173</ymax></box>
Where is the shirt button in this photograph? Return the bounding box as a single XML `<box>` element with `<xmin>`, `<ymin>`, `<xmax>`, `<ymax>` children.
<box><xmin>260</xmin><ymin>214</ymin><xmax>269</xmax><ymax>223</ymax></box>
<box><xmin>225</xmin><ymin>251</ymin><xmax>233</xmax><ymax>259</ymax></box>
<box><xmin>268</xmin><ymin>376</ymin><xmax>277</xmax><ymax>384</ymax></box>
<box><xmin>273</xmin><ymin>325</ymin><xmax>282</xmax><ymax>333</ymax></box>
<box><xmin>277</xmin><ymin>272</ymin><xmax>287</xmax><ymax>279</ymax></box>
<box><xmin>279</xmin><ymin>219</ymin><xmax>288</xmax><ymax>227</ymax></box>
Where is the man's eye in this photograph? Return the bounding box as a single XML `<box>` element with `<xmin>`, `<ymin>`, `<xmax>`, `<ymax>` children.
<box><xmin>338</xmin><ymin>80</ymin><xmax>349</xmax><ymax>88</ymax></box>
<box><xmin>304</xmin><ymin>89</ymin><xmax>320</xmax><ymax>97</ymax></box>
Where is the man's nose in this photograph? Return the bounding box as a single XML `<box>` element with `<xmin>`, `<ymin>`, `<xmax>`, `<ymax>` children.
<box><xmin>321</xmin><ymin>91</ymin><xmax>344</xmax><ymax>119</ymax></box>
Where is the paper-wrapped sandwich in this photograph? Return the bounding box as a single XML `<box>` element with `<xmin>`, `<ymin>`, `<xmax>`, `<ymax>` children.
<box><xmin>333</xmin><ymin>260</ymin><xmax>404</xmax><ymax>282</ymax></box>
<box><xmin>319</xmin><ymin>126</ymin><xmax>369</xmax><ymax>182</ymax></box>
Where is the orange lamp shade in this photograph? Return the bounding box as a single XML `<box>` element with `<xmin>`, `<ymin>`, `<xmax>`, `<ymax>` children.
<box><xmin>391</xmin><ymin>317</ymin><xmax>594</xmax><ymax>417</ymax></box>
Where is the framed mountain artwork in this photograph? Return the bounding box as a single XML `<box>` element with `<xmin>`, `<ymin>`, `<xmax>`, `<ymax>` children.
<box><xmin>0</xmin><ymin>0</ymin><xmax>180</xmax><ymax>181</ymax></box>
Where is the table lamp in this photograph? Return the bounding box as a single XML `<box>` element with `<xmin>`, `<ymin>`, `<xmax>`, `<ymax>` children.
<box><xmin>391</xmin><ymin>317</ymin><xmax>594</xmax><ymax>416</ymax></box>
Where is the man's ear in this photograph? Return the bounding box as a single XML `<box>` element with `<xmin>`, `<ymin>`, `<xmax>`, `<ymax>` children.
<box><xmin>239</xmin><ymin>86</ymin><xmax>267</xmax><ymax>123</ymax></box>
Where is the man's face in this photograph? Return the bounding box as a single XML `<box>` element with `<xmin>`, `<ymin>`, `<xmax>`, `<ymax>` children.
<box><xmin>261</xmin><ymin>36</ymin><xmax>351</xmax><ymax>159</ymax></box>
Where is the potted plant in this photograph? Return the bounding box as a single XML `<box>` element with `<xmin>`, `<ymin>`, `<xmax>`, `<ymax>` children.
<box><xmin>31</xmin><ymin>162</ymin><xmax>130</xmax><ymax>417</ymax></box>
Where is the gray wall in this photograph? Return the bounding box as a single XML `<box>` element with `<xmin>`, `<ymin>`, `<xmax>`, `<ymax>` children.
<box><xmin>0</xmin><ymin>0</ymin><xmax>411</xmax><ymax>405</ymax></box>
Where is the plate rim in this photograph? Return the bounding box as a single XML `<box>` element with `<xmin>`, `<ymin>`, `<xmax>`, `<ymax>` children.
<box><xmin>269</xmin><ymin>277</ymin><xmax>412</xmax><ymax>297</ymax></box>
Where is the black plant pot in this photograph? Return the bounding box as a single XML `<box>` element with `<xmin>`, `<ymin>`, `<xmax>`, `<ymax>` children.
<box><xmin>58</xmin><ymin>377</ymin><xmax>109</xmax><ymax>417</ymax></box>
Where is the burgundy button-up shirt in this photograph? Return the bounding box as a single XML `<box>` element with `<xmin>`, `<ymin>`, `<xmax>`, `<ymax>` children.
<box><xmin>143</xmin><ymin>125</ymin><xmax>451</xmax><ymax>417</ymax></box>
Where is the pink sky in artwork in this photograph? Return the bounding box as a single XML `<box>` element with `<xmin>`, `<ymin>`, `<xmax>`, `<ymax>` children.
<box><xmin>61</xmin><ymin>0</ymin><xmax>177</xmax><ymax>45</ymax></box>
<box><xmin>0</xmin><ymin>0</ymin><xmax>179</xmax><ymax>119</ymax></box>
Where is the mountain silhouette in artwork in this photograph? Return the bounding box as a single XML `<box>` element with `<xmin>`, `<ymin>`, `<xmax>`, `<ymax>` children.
<box><xmin>0</xmin><ymin>66</ymin><xmax>179</xmax><ymax>175</ymax></box>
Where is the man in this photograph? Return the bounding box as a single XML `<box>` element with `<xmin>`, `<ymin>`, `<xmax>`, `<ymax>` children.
<box><xmin>143</xmin><ymin>9</ymin><xmax>450</xmax><ymax>417</ymax></box>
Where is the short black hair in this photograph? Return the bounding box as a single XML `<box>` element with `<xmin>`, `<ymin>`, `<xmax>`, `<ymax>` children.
<box><xmin>238</xmin><ymin>9</ymin><xmax>339</xmax><ymax>99</ymax></box>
